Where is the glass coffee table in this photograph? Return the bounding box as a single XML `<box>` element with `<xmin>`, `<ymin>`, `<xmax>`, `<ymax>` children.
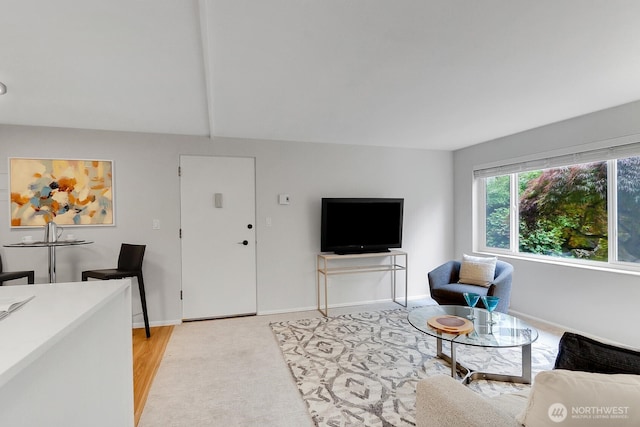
<box><xmin>408</xmin><ymin>305</ymin><xmax>538</xmax><ymax>384</ymax></box>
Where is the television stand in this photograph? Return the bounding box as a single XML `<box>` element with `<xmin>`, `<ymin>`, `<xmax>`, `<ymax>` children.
<box><xmin>316</xmin><ymin>250</ymin><xmax>408</xmax><ymax>317</ymax></box>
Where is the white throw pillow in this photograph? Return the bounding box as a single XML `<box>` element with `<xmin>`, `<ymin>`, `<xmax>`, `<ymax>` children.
<box><xmin>516</xmin><ymin>369</ymin><xmax>640</xmax><ymax>426</ymax></box>
<box><xmin>458</xmin><ymin>254</ymin><xmax>497</xmax><ymax>287</ymax></box>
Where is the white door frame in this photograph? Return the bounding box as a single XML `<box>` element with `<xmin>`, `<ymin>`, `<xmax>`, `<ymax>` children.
<box><xmin>179</xmin><ymin>155</ymin><xmax>257</xmax><ymax>320</ymax></box>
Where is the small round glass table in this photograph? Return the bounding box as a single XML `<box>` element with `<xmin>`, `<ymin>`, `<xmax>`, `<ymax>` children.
<box><xmin>4</xmin><ymin>240</ymin><xmax>93</xmax><ymax>283</ymax></box>
<box><xmin>408</xmin><ymin>305</ymin><xmax>538</xmax><ymax>384</ymax></box>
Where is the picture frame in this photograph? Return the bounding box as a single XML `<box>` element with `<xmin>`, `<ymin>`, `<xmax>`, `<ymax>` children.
<box><xmin>9</xmin><ymin>158</ymin><xmax>115</xmax><ymax>227</ymax></box>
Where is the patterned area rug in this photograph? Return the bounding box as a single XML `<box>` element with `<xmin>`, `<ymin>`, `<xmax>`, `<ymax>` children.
<box><xmin>270</xmin><ymin>308</ymin><xmax>557</xmax><ymax>427</ymax></box>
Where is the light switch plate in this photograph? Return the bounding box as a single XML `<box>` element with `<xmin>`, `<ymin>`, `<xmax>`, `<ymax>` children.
<box><xmin>278</xmin><ymin>194</ymin><xmax>290</xmax><ymax>205</ymax></box>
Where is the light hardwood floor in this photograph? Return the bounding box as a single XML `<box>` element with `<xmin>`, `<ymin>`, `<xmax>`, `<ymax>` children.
<box><xmin>133</xmin><ymin>326</ymin><xmax>174</xmax><ymax>426</ymax></box>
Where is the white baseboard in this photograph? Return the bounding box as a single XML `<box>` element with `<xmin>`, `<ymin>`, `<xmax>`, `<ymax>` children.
<box><xmin>508</xmin><ymin>309</ymin><xmax>629</xmax><ymax>348</ymax></box>
<box><xmin>257</xmin><ymin>305</ymin><xmax>317</xmax><ymax>316</ymax></box>
<box><xmin>133</xmin><ymin>319</ymin><xmax>182</xmax><ymax>329</ymax></box>
<box><xmin>135</xmin><ymin>295</ymin><xmax>434</xmax><ymax>325</ymax></box>
<box><xmin>257</xmin><ymin>294</ymin><xmax>433</xmax><ymax>316</ymax></box>
<box><xmin>508</xmin><ymin>308</ymin><xmax>566</xmax><ymax>330</ymax></box>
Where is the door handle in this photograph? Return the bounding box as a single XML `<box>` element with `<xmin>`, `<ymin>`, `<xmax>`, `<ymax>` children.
<box><xmin>238</xmin><ymin>240</ymin><xmax>249</xmax><ymax>246</ymax></box>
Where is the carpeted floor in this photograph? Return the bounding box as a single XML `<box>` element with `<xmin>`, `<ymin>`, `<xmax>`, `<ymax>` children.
<box><xmin>270</xmin><ymin>308</ymin><xmax>557</xmax><ymax>427</ymax></box>
<box><xmin>137</xmin><ymin>310</ymin><xmax>318</xmax><ymax>427</ymax></box>
<box><xmin>139</xmin><ymin>301</ymin><xmax>561</xmax><ymax>427</ymax></box>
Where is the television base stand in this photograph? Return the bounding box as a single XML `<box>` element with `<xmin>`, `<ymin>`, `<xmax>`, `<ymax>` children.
<box><xmin>316</xmin><ymin>250</ymin><xmax>408</xmax><ymax>316</ymax></box>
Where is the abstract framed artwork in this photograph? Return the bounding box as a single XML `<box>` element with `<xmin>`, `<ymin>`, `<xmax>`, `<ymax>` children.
<box><xmin>10</xmin><ymin>158</ymin><xmax>114</xmax><ymax>227</ymax></box>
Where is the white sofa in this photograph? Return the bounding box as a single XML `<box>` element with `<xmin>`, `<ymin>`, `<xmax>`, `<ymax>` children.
<box><xmin>415</xmin><ymin>332</ymin><xmax>640</xmax><ymax>427</ymax></box>
<box><xmin>416</xmin><ymin>374</ymin><xmax>527</xmax><ymax>427</ymax></box>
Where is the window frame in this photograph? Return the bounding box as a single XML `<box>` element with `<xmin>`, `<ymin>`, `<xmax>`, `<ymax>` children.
<box><xmin>475</xmin><ymin>149</ymin><xmax>640</xmax><ymax>274</ymax></box>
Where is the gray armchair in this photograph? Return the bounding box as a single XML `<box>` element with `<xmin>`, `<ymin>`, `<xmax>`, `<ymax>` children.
<box><xmin>427</xmin><ymin>259</ymin><xmax>513</xmax><ymax>313</ymax></box>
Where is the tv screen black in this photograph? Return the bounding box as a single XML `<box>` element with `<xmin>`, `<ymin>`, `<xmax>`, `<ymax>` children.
<box><xmin>321</xmin><ymin>198</ymin><xmax>404</xmax><ymax>254</ymax></box>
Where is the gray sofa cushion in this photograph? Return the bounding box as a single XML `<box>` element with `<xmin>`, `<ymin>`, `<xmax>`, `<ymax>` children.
<box><xmin>554</xmin><ymin>332</ymin><xmax>640</xmax><ymax>375</ymax></box>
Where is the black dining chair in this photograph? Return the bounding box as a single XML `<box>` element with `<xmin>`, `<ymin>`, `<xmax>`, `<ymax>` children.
<box><xmin>81</xmin><ymin>244</ymin><xmax>150</xmax><ymax>338</ymax></box>
<box><xmin>0</xmin><ymin>254</ymin><xmax>35</xmax><ymax>285</ymax></box>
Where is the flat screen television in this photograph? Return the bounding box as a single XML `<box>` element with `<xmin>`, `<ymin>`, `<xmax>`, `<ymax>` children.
<box><xmin>321</xmin><ymin>198</ymin><xmax>404</xmax><ymax>254</ymax></box>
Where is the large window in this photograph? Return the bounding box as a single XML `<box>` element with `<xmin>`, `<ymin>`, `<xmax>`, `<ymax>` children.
<box><xmin>478</xmin><ymin>151</ymin><xmax>640</xmax><ymax>268</ymax></box>
<box><xmin>617</xmin><ymin>156</ymin><xmax>640</xmax><ymax>262</ymax></box>
<box><xmin>485</xmin><ymin>175</ymin><xmax>511</xmax><ymax>250</ymax></box>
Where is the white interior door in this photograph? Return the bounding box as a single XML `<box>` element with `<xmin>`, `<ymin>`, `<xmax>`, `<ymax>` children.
<box><xmin>180</xmin><ymin>155</ymin><xmax>257</xmax><ymax>320</ymax></box>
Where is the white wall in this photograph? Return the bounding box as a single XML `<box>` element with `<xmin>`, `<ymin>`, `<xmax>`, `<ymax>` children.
<box><xmin>0</xmin><ymin>124</ymin><xmax>453</xmax><ymax>325</ymax></box>
<box><xmin>453</xmin><ymin>100</ymin><xmax>640</xmax><ymax>348</ymax></box>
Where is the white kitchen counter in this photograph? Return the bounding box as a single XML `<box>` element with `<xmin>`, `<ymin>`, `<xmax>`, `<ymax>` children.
<box><xmin>0</xmin><ymin>280</ymin><xmax>133</xmax><ymax>427</ymax></box>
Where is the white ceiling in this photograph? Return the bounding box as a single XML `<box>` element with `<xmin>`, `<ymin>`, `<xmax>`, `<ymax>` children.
<box><xmin>2</xmin><ymin>1</ymin><xmax>640</xmax><ymax>151</ymax></box>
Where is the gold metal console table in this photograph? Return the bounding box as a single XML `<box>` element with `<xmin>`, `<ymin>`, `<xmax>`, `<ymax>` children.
<box><xmin>316</xmin><ymin>250</ymin><xmax>408</xmax><ymax>316</ymax></box>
